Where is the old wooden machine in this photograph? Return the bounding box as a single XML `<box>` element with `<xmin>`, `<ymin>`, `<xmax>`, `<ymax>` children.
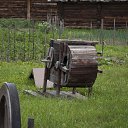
<box><xmin>42</xmin><ymin>39</ymin><xmax>101</xmax><ymax>96</ymax></box>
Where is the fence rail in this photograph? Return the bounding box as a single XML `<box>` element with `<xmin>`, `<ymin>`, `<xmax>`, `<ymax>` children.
<box><xmin>0</xmin><ymin>18</ymin><xmax>127</xmax><ymax>62</ymax></box>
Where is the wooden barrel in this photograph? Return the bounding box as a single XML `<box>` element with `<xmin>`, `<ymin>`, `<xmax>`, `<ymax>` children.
<box><xmin>48</xmin><ymin>40</ymin><xmax>98</xmax><ymax>88</ymax></box>
<box><xmin>61</xmin><ymin>44</ymin><xmax>98</xmax><ymax>87</ymax></box>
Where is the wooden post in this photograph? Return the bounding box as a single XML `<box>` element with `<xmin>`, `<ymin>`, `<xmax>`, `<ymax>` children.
<box><xmin>100</xmin><ymin>19</ymin><xmax>104</xmax><ymax>44</ymax></box>
<box><xmin>27</xmin><ymin>0</ymin><xmax>31</xmax><ymax>19</ymax></box>
<box><xmin>88</xmin><ymin>87</ymin><xmax>92</xmax><ymax>97</ymax></box>
<box><xmin>28</xmin><ymin>118</ymin><xmax>34</xmax><ymax>128</ymax></box>
<box><xmin>72</xmin><ymin>87</ymin><xmax>76</xmax><ymax>94</ymax></box>
<box><xmin>126</xmin><ymin>21</ymin><xmax>128</xmax><ymax>45</ymax></box>
<box><xmin>113</xmin><ymin>18</ymin><xmax>116</xmax><ymax>45</ymax></box>
<box><xmin>42</xmin><ymin>66</ymin><xmax>48</xmax><ymax>93</ymax></box>
<box><xmin>56</xmin><ymin>43</ymin><xmax>64</xmax><ymax>96</ymax></box>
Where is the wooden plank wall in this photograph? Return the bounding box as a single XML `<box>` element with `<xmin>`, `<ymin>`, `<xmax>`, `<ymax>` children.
<box><xmin>102</xmin><ymin>2</ymin><xmax>128</xmax><ymax>28</ymax></box>
<box><xmin>31</xmin><ymin>0</ymin><xmax>57</xmax><ymax>21</ymax></box>
<box><xmin>58</xmin><ymin>1</ymin><xmax>128</xmax><ymax>28</ymax></box>
<box><xmin>0</xmin><ymin>0</ymin><xmax>57</xmax><ymax>21</ymax></box>
<box><xmin>0</xmin><ymin>0</ymin><xmax>27</xmax><ymax>18</ymax></box>
<box><xmin>58</xmin><ymin>2</ymin><xmax>98</xmax><ymax>28</ymax></box>
<box><xmin>0</xmin><ymin>1</ymin><xmax>127</xmax><ymax>28</ymax></box>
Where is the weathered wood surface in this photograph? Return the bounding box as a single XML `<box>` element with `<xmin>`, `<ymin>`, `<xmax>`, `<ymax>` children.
<box><xmin>0</xmin><ymin>0</ymin><xmax>57</xmax><ymax>20</ymax></box>
<box><xmin>64</xmin><ymin>45</ymin><xmax>98</xmax><ymax>87</ymax></box>
<box><xmin>57</xmin><ymin>1</ymin><xmax>128</xmax><ymax>28</ymax></box>
<box><xmin>25</xmin><ymin>90</ymin><xmax>87</xmax><ymax>100</ymax></box>
<box><xmin>0</xmin><ymin>1</ymin><xmax>127</xmax><ymax>28</ymax></box>
<box><xmin>57</xmin><ymin>39</ymin><xmax>99</xmax><ymax>46</ymax></box>
<box><xmin>29</xmin><ymin>68</ymin><xmax>53</xmax><ymax>88</ymax></box>
<box><xmin>0</xmin><ymin>0</ymin><xmax>26</xmax><ymax>18</ymax></box>
<box><xmin>48</xmin><ymin>40</ymin><xmax>98</xmax><ymax>88</ymax></box>
<box><xmin>31</xmin><ymin>0</ymin><xmax>57</xmax><ymax>20</ymax></box>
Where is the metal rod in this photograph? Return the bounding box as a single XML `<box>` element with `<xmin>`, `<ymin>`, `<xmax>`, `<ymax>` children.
<box><xmin>44</xmin><ymin>29</ymin><xmax>47</xmax><ymax>58</ymax></box>
<box><xmin>28</xmin><ymin>21</ymin><xmax>30</xmax><ymax>60</ymax></box>
<box><xmin>13</xmin><ymin>23</ymin><xmax>16</xmax><ymax>61</ymax></box>
<box><xmin>32</xmin><ymin>20</ymin><xmax>35</xmax><ymax>60</ymax></box>
<box><xmin>23</xmin><ymin>32</ymin><xmax>26</xmax><ymax>61</ymax></box>
<box><xmin>1</xmin><ymin>28</ymin><xmax>4</xmax><ymax>61</ymax></box>
<box><xmin>113</xmin><ymin>18</ymin><xmax>116</xmax><ymax>45</ymax></box>
<box><xmin>126</xmin><ymin>21</ymin><xmax>128</xmax><ymax>45</ymax></box>
<box><xmin>7</xmin><ymin>28</ymin><xmax>10</xmax><ymax>62</ymax></box>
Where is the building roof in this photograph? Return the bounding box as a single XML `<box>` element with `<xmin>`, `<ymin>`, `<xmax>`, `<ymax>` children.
<box><xmin>48</xmin><ymin>0</ymin><xmax>127</xmax><ymax>2</ymax></box>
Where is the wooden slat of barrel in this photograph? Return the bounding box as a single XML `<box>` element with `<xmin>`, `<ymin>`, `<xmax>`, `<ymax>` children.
<box><xmin>57</xmin><ymin>39</ymin><xmax>99</xmax><ymax>46</ymax></box>
<box><xmin>70</xmin><ymin>67</ymin><xmax>97</xmax><ymax>74</ymax></box>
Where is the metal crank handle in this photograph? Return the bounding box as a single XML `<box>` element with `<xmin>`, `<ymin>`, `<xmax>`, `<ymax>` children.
<box><xmin>41</xmin><ymin>59</ymin><xmax>52</xmax><ymax>63</ymax></box>
<box><xmin>60</xmin><ymin>66</ymin><xmax>69</xmax><ymax>73</ymax></box>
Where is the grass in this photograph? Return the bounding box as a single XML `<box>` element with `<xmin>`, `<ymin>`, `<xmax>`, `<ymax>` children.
<box><xmin>0</xmin><ymin>45</ymin><xmax>128</xmax><ymax>128</ymax></box>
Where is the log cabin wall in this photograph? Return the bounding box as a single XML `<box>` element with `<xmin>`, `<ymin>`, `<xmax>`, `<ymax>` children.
<box><xmin>0</xmin><ymin>0</ymin><xmax>127</xmax><ymax>28</ymax></box>
<box><xmin>30</xmin><ymin>0</ymin><xmax>57</xmax><ymax>21</ymax></box>
<box><xmin>57</xmin><ymin>1</ymin><xmax>128</xmax><ymax>28</ymax></box>
<box><xmin>101</xmin><ymin>2</ymin><xmax>128</xmax><ymax>28</ymax></box>
<box><xmin>0</xmin><ymin>0</ymin><xmax>27</xmax><ymax>18</ymax></box>
<box><xmin>57</xmin><ymin>2</ymin><xmax>98</xmax><ymax>28</ymax></box>
<box><xmin>0</xmin><ymin>0</ymin><xmax>57</xmax><ymax>21</ymax></box>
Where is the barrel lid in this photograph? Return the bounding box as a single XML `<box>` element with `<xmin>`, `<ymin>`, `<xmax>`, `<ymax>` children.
<box><xmin>56</xmin><ymin>39</ymin><xmax>99</xmax><ymax>46</ymax></box>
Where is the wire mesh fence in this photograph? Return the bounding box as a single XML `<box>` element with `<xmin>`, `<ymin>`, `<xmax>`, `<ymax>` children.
<box><xmin>0</xmin><ymin>18</ymin><xmax>127</xmax><ymax>62</ymax></box>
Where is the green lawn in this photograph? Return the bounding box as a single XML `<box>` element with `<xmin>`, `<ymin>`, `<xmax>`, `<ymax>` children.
<box><xmin>0</xmin><ymin>45</ymin><xmax>128</xmax><ymax>128</ymax></box>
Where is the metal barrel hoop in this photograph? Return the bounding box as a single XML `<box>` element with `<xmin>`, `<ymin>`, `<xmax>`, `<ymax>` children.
<box><xmin>46</xmin><ymin>47</ymin><xmax>54</xmax><ymax>69</ymax></box>
<box><xmin>61</xmin><ymin>49</ymin><xmax>70</xmax><ymax>85</ymax></box>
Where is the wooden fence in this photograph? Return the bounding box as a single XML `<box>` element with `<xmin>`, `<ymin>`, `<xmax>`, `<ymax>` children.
<box><xmin>0</xmin><ymin>18</ymin><xmax>127</xmax><ymax>62</ymax></box>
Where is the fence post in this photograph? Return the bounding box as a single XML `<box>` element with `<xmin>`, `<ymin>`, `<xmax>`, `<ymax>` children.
<box><xmin>28</xmin><ymin>118</ymin><xmax>34</xmax><ymax>128</ymax></box>
<box><xmin>126</xmin><ymin>21</ymin><xmax>128</xmax><ymax>45</ymax></box>
<box><xmin>28</xmin><ymin>21</ymin><xmax>31</xmax><ymax>61</ymax></box>
<box><xmin>23</xmin><ymin>32</ymin><xmax>26</xmax><ymax>61</ymax></box>
<box><xmin>44</xmin><ymin>28</ymin><xmax>47</xmax><ymax>58</ymax></box>
<box><xmin>1</xmin><ymin>29</ymin><xmax>4</xmax><ymax>61</ymax></box>
<box><xmin>0</xmin><ymin>28</ymin><xmax>2</xmax><ymax>60</ymax></box>
<box><xmin>32</xmin><ymin>20</ymin><xmax>35</xmax><ymax>60</ymax></box>
<box><xmin>113</xmin><ymin>18</ymin><xmax>116</xmax><ymax>45</ymax></box>
<box><xmin>13</xmin><ymin>24</ymin><xmax>16</xmax><ymax>61</ymax></box>
<box><xmin>100</xmin><ymin>19</ymin><xmax>104</xmax><ymax>44</ymax></box>
<box><xmin>7</xmin><ymin>28</ymin><xmax>11</xmax><ymax>62</ymax></box>
<box><xmin>90</xmin><ymin>20</ymin><xmax>93</xmax><ymax>40</ymax></box>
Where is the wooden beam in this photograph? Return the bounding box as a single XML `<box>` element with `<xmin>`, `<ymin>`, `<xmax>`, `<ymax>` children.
<box><xmin>27</xmin><ymin>0</ymin><xmax>31</xmax><ymax>19</ymax></box>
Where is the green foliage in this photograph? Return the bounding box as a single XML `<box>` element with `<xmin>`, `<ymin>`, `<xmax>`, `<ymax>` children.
<box><xmin>0</xmin><ymin>18</ymin><xmax>32</xmax><ymax>29</ymax></box>
<box><xmin>35</xmin><ymin>21</ymin><xmax>54</xmax><ymax>33</ymax></box>
<box><xmin>0</xmin><ymin>19</ymin><xmax>127</xmax><ymax>63</ymax></box>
